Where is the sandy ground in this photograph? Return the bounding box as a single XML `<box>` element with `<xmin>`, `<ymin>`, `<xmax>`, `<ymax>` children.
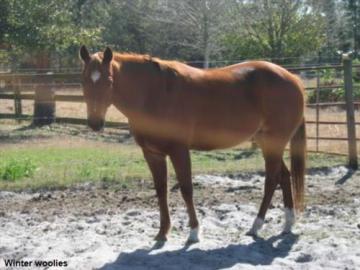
<box><xmin>0</xmin><ymin>166</ymin><xmax>360</xmax><ymax>270</ymax></box>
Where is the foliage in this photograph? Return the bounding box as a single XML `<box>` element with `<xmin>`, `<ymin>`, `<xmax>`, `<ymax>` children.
<box><xmin>307</xmin><ymin>88</ymin><xmax>343</xmax><ymax>103</ymax></box>
<box><xmin>102</xmin><ymin>0</ymin><xmax>148</xmax><ymax>53</ymax></box>
<box><xmin>353</xmin><ymin>58</ymin><xmax>360</xmax><ymax>82</ymax></box>
<box><xmin>307</xmin><ymin>67</ymin><xmax>360</xmax><ymax>103</ymax></box>
<box><xmin>342</xmin><ymin>0</ymin><xmax>360</xmax><ymax>54</ymax></box>
<box><xmin>3</xmin><ymin>0</ymin><xmax>102</xmax><ymax>68</ymax></box>
<box><xmin>221</xmin><ymin>0</ymin><xmax>326</xmax><ymax>64</ymax></box>
<box><xmin>0</xmin><ymin>0</ymin><xmax>10</xmax><ymax>44</ymax></box>
<box><xmin>0</xmin><ymin>0</ymin><xmax>358</xmax><ymax>67</ymax></box>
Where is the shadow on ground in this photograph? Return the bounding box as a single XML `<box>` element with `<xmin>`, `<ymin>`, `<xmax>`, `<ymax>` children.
<box><xmin>0</xmin><ymin>124</ymin><xmax>133</xmax><ymax>145</ymax></box>
<box><xmin>334</xmin><ymin>169</ymin><xmax>356</xmax><ymax>185</ymax></box>
<box><xmin>307</xmin><ymin>166</ymin><xmax>355</xmax><ymax>185</ymax></box>
<box><xmin>0</xmin><ymin>125</ymin><xmax>53</xmax><ymax>144</ymax></box>
<box><xmin>99</xmin><ymin>233</ymin><xmax>299</xmax><ymax>270</ymax></box>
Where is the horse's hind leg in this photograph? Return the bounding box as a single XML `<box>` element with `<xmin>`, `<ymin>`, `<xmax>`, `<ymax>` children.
<box><xmin>142</xmin><ymin>149</ymin><xmax>171</xmax><ymax>241</ymax></box>
<box><xmin>280</xmin><ymin>160</ymin><xmax>295</xmax><ymax>233</ymax></box>
<box><xmin>169</xmin><ymin>146</ymin><xmax>200</xmax><ymax>243</ymax></box>
<box><xmin>247</xmin><ymin>135</ymin><xmax>286</xmax><ymax>236</ymax></box>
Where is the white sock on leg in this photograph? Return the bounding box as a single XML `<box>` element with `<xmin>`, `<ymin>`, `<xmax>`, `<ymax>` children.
<box><xmin>283</xmin><ymin>207</ymin><xmax>295</xmax><ymax>233</ymax></box>
<box><xmin>187</xmin><ymin>226</ymin><xmax>200</xmax><ymax>243</ymax></box>
<box><xmin>247</xmin><ymin>217</ymin><xmax>264</xmax><ymax>236</ymax></box>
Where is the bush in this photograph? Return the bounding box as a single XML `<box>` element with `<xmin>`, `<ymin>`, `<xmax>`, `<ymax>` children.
<box><xmin>307</xmin><ymin>67</ymin><xmax>360</xmax><ymax>103</ymax></box>
<box><xmin>353</xmin><ymin>59</ymin><xmax>360</xmax><ymax>83</ymax></box>
<box><xmin>0</xmin><ymin>158</ymin><xmax>37</xmax><ymax>181</ymax></box>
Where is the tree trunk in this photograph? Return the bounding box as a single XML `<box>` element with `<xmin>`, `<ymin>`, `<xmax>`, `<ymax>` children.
<box><xmin>204</xmin><ymin>45</ymin><xmax>210</xmax><ymax>68</ymax></box>
<box><xmin>202</xmin><ymin>7</ymin><xmax>210</xmax><ymax>69</ymax></box>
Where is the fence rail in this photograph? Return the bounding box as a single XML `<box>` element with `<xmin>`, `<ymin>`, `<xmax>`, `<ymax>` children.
<box><xmin>0</xmin><ymin>60</ymin><xmax>359</xmax><ymax>168</ymax></box>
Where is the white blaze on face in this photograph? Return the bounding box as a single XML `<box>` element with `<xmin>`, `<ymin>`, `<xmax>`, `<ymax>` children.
<box><xmin>91</xmin><ymin>70</ymin><xmax>101</xmax><ymax>83</ymax></box>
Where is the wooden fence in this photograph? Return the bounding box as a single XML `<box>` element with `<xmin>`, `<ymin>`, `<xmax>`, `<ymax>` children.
<box><xmin>0</xmin><ymin>57</ymin><xmax>359</xmax><ymax>168</ymax></box>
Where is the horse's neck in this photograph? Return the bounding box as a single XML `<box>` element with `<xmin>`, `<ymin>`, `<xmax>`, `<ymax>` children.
<box><xmin>110</xmin><ymin>59</ymin><xmax>201</xmax><ymax>119</ymax></box>
<box><xmin>111</xmin><ymin>62</ymin><xmax>154</xmax><ymax>118</ymax></box>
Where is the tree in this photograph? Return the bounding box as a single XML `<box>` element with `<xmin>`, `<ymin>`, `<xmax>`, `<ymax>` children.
<box><xmin>301</xmin><ymin>0</ymin><xmax>341</xmax><ymax>62</ymax></box>
<box><xmin>323</xmin><ymin>0</ymin><xmax>338</xmax><ymax>53</ymax></box>
<box><xmin>0</xmin><ymin>0</ymin><xmax>11</xmax><ymax>64</ymax></box>
<box><xmin>148</xmin><ymin>0</ymin><xmax>230</xmax><ymax>67</ymax></box>
<box><xmin>342</xmin><ymin>0</ymin><xmax>360</xmax><ymax>55</ymax></box>
<box><xmin>102</xmin><ymin>0</ymin><xmax>152</xmax><ymax>53</ymax></box>
<box><xmin>0</xmin><ymin>0</ymin><xmax>10</xmax><ymax>46</ymax></box>
<box><xmin>4</xmin><ymin>0</ymin><xmax>104</xmax><ymax>125</ymax></box>
<box><xmin>0</xmin><ymin>0</ymin><xmax>351</xmax><ymax>67</ymax></box>
<box><xmin>224</xmin><ymin>0</ymin><xmax>325</xmax><ymax>64</ymax></box>
<box><xmin>6</xmin><ymin>0</ymin><xmax>102</xmax><ymax>68</ymax></box>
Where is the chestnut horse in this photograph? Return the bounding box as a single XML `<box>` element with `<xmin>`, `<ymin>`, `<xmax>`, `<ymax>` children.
<box><xmin>80</xmin><ymin>46</ymin><xmax>306</xmax><ymax>242</ymax></box>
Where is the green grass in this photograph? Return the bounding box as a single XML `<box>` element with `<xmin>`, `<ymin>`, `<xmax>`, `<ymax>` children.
<box><xmin>0</xmin><ymin>158</ymin><xmax>37</xmax><ymax>181</ymax></box>
<box><xmin>0</xmin><ymin>143</ymin><xmax>347</xmax><ymax>191</ymax></box>
<box><xmin>0</xmin><ymin>145</ymin><xmax>148</xmax><ymax>191</ymax></box>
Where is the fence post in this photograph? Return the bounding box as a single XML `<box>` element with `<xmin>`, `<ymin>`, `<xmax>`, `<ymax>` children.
<box><xmin>32</xmin><ymin>74</ymin><xmax>56</xmax><ymax>126</ymax></box>
<box><xmin>14</xmin><ymin>78</ymin><xmax>22</xmax><ymax>123</ymax></box>
<box><xmin>343</xmin><ymin>54</ymin><xmax>358</xmax><ymax>169</ymax></box>
<box><xmin>315</xmin><ymin>70</ymin><xmax>320</xmax><ymax>152</ymax></box>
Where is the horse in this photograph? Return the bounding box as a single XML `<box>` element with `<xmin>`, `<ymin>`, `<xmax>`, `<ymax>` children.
<box><xmin>79</xmin><ymin>46</ymin><xmax>306</xmax><ymax>243</ymax></box>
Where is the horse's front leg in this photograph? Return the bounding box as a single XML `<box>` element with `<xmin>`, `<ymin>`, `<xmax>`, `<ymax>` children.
<box><xmin>169</xmin><ymin>146</ymin><xmax>200</xmax><ymax>243</ymax></box>
<box><xmin>142</xmin><ymin>149</ymin><xmax>171</xmax><ymax>242</ymax></box>
<box><xmin>247</xmin><ymin>155</ymin><xmax>281</xmax><ymax>237</ymax></box>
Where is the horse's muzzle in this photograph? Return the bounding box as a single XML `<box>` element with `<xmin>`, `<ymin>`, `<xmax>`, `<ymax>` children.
<box><xmin>88</xmin><ymin>119</ymin><xmax>104</xmax><ymax>132</ymax></box>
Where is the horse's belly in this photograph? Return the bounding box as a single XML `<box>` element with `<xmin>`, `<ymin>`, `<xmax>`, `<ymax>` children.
<box><xmin>189</xmin><ymin>122</ymin><xmax>260</xmax><ymax>150</ymax></box>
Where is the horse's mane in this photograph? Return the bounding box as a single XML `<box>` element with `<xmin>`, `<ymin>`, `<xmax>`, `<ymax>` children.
<box><xmin>97</xmin><ymin>51</ymin><xmax>181</xmax><ymax>75</ymax></box>
<box><xmin>96</xmin><ymin>51</ymin><xmax>182</xmax><ymax>92</ymax></box>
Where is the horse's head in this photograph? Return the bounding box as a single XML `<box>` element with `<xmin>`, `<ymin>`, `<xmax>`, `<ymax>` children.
<box><xmin>80</xmin><ymin>45</ymin><xmax>114</xmax><ymax>131</ymax></box>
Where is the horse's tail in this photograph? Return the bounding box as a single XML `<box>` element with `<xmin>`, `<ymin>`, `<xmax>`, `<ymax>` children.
<box><xmin>290</xmin><ymin>118</ymin><xmax>306</xmax><ymax>212</ymax></box>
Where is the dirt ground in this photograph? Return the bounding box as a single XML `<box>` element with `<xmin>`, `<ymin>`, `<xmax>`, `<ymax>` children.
<box><xmin>1</xmin><ymin>165</ymin><xmax>360</xmax><ymax>269</ymax></box>
<box><xmin>0</xmin><ymin>166</ymin><xmax>359</xmax><ymax>218</ymax></box>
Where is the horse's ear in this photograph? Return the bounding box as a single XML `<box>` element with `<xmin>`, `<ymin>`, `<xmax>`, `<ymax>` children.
<box><xmin>80</xmin><ymin>45</ymin><xmax>91</xmax><ymax>63</ymax></box>
<box><xmin>103</xmin><ymin>47</ymin><xmax>113</xmax><ymax>65</ymax></box>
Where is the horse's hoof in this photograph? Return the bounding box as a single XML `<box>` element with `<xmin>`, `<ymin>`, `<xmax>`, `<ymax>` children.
<box><xmin>186</xmin><ymin>237</ymin><xmax>200</xmax><ymax>245</ymax></box>
<box><xmin>186</xmin><ymin>227</ymin><xmax>200</xmax><ymax>244</ymax></box>
<box><xmin>154</xmin><ymin>234</ymin><xmax>168</xmax><ymax>242</ymax></box>
<box><xmin>281</xmin><ymin>229</ymin><xmax>292</xmax><ymax>235</ymax></box>
<box><xmin>186</xmin><ymin>238</ymin><xmax>199</xmax><ymax>246</ymax></box>
<box><xmin>245</xmin><ymin>230</ymin><xmax>257</xmax><ymax>237</ymax></box>
<box><xmin>282</xmin><ymin>224</ymin><xmax>292</xmax><ymax>234</ymax></box>
<box><xmin>247</xmin><ymin>217</ymin><xmax>263</xmax><ymax>238</ymax></box>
